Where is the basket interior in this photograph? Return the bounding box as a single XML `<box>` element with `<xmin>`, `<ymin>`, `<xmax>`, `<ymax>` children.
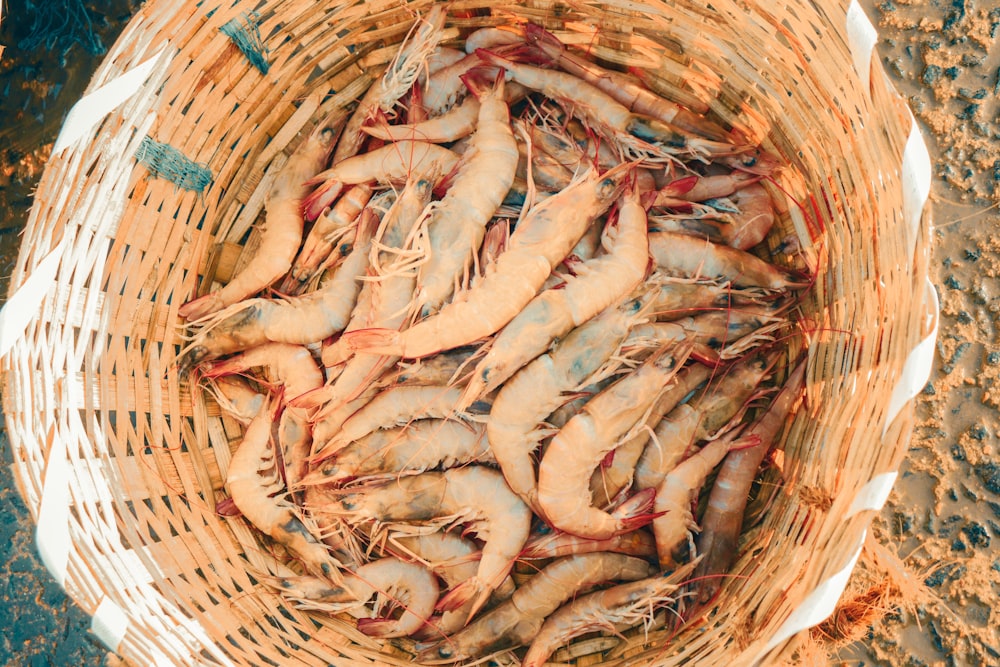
<box><xmin>2</xmin><ymin>0</ymin><xmax>932</xmax><ymax>665</ymax></box>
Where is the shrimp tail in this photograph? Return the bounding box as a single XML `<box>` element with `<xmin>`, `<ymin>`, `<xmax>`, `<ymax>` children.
<box><xmin>434</xmin><ymin>578</ymin><xmax>491</xmax><ymax>625</ymax></box>
<box><xmin>610</xmin><ymin>487</ymin><xmax>662</xmax><ymax>532</ymax></box>
<box><xmin>343</xmin><ymin>327</ymin><xmax>405</xmax><ymax>357</ymax></box>
<box><xmin>356</xmin><ymin>617</ymin><xmax>408</xmax><ymax>638</ymax></box>
<box><xmin>177</xmin><ymin>292</ymin><xmax>224</xmax><ymax>322</ymax></box>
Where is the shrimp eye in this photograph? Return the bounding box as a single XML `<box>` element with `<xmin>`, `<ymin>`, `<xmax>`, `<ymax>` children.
<box><xmin>322</xmin><ymin>463</ymin><xmax>339</xmax><ymax>477</ymax></box>
<box><xmin>342</xmin><ymin>499</ymin><xmax>357</xmax><ymax>510</ymax></box>
<box><xmin>742</xmin><ymin>155</ymin><xmax>758</xmax><ymax>167</ymax></box>
<box><xmin>437</xmin><ymin>647</ymin><xmax>453</xmax><ymax>659</ymax></box>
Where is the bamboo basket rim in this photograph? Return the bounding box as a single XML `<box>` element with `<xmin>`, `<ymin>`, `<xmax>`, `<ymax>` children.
<box><xmin>0</xmin><ymin>0</ymin><xmax>936</xmax><ymax>665</ymax></box>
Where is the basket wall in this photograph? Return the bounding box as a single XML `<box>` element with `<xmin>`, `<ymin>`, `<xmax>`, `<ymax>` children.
<box><xmin>1</xmin><ymin>0</ymin><xmax>934</xmax><ymax>665</ymax></box>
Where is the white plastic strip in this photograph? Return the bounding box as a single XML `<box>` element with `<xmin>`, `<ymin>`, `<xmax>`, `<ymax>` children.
<box><xmin>760</xmin><ymin>531</ymin><xmax>866</xmax><ymax>656</ymax></box>
<box><xmin>884</xmin><ymin>278</ymin><xmax>939</xmax><ymax>435</ymax></box>
<box><xmin>901</xmin><ymin>118</ymin><xmax>933</xmax><ymax>263</ymax></box>
<box><xmin>36</xmin><ymin>437</ymin><xmax>71</xmax><ymax>586</ymax></box>
<box><xmin>845</xmin><ymin>0</ymin><xmax>878</xmax><ymax>93</ymax></box>
<box><xmin>52</xmin><ymin>49</ymin><xmax>165</xmax><ymax>154</ymax></box>
<box><xmin>0</xmin><ymin>237</ymin><xmax>67</xmax><ymax>359</ymax></box>
<box><xmin>846</xmin><ymin>471</ymin><xmax>898</xmax><ymax>519</ymax></box>
<box><xmin>91</xmin><ymin>596</ymin><xmax>129</xmax><ymax>652</ymax></box>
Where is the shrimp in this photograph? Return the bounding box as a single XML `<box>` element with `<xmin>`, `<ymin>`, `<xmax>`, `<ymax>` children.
<box><xmin>485</xmin><ymin>292</ymin><xmax>652</xmax><ymax>513</ymax></box>
<box><xmin>176</xmin><ymin>209</ymin><xmax>377</xmax><ymax>372</ymax></box>
<box><xmin>304</xmin><ymin>141</ymin><xmax>459</xmax><ymax>219</ymax></box>
<box><xmin>269</xmin><ymin>557</ymin><xmax>438</xmax><ymax>637</ymax></box>
<box><xmin>649</xmin><ymin>170</ymin><xmax>762</xmax><ymax>207</ymax></box>
<box><xmin>202</xmin><ymin>342</ymin><xmax>323</xmax><ymax>488</ymax></box>
<box><xmin>633</xmin><ymin>349</ymin><xmax>778</xmax><ymax>491</ymax></box>
<box><xmin>626</xmin><ymin>300</ymin><xmax>790</xmax><ymax>361</ymax></box>
<box><xmin>520</xmin><ymin>527</ymin><xmax>657</xmax><ymax>560</ymax></box>
<box><xmin>693</xmin><ymin>358</ymin><xmax>806</xmax><ymax>604</ymax></box>
<box><xmin>524</xmin><ymin>23</ymin><xmax>729</xmax><ymax>142</ymax></box>
<box><xmin>417</xmin><ymin>553</ymin><xmax>655</xmax><ymax>662</ymax></box>
<box><xmin>520</xmin><ymin>570</ymin><xmax>689</xmax><ymax>667</ymax></box>
<box><xmin>326</xmin><ymin>6</ymin><xmax>447</xmax><ymax>167</ymax></box>
<box><xmin>312</xmin><ymin>385</ymin><xmax>467</xmax><ymax>460</ymax></box>
<box><xmin>477</xmin><ymin>49</ymin><xmax>744</xmax><ymax>159</ymax></box>
<box><xmin>647</xmin><ymin>276</ymin><xmax>769</xmax><ymax>321</ymax></box>
<box><xmin>178</xmin><ymin>111</ymin><xmax>345</xmax><ymax>321</ymax></box>
<box><xmin>536</xmin><ymin>344</ymin><xmax>691</xmax><ymax>539</ymax></box>
<box><xmin>589</xmin><ymin>363</ymin><xmax>713</xmax><ymax>508</ymax></box>
<box><xmin>344</xmin><ymin>162</ymin><xmax>630</xmax><ymax>359</ymax></box>
<box><xmin>459</xmin><ymin>187</ymin><xmax>649</xmax><ymax>407</ymax></box>
<box><xmin>364</xmin><ymin>93</ymin><xmax>482</xmax><ymax>143</ymax></box>
<box><xmin>286</xmin><ymin>183</ymin><xmax>372</xmax><ymax>292</ymax></box>
<box><xmin>329</xmin><ymin>467</ymin><xmax>531</xmax><ymax>622</ymax></box>
<box><xmin>652</xmin><ymin>429</ymin><xmax>758</xmax><ymax>570</ymax></box>
<box><xmin>310</xmin><ymin>174</ymin><xmax>435</xmax><ymax>437</ymax></box>
<box><xmin>205</xmin><ymin>375</ymin><xmax>265</xmax><ymax>424</ymax></box>
<box><xmin>649</xmin><ymin>231</ymin><xmax>806</xmax><ymax>290</ymax></box>
<box><xmin>300</xmin><ymin>419</ymin><xmax>491</xmax><ymax>486</ymax></box>
<box><xmin>363</xmin><ymin>80</ymin><xmax>526</xmax><ymax>145</ymax></box>
<box><xmin>650</xmin><ymin>182</ymin><xmax>777</xmax><ymax>252</ymax></box>
<box><xmin>388</xmin><ymin>531</ymin><xmax>509</xmax><ymax>637</ymax></box>
<box><xmin>225</xmin><ymin>397</ymin><xmax>343</xmax><ymax>580</ymax></box>
<box><xmin>413</xmin><ymin>74</ymin><xmax>519</xmax><ymax>318</ymax></box>
<box><xmin>463</xmin><ymin>25</ymin><xmax>525</xmax><ymax>54</ymax></box>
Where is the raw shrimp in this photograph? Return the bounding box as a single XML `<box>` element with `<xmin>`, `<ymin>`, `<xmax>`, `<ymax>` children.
<box><xmin>590</xmin><ymin>363</ymin><xmax>713</xmax><ymax>508</ymax></box>
<box><xmin>520</xmin><ymin>571</ymin><xmax>689</xmax><ymax>667</ymax></box>
<box><xmin>344</xmin><ymin>162</ymin><xmax>630</xmax><ymax>359</ymax></box>
<box><xmin>364</xmin><ymin>94</ymin><xmax>482</xmax><ymax>143</ymax></box>
<box><xmin>329</xmin><ymin>466</ymin><xmax>531</xmax><ymax>622</ymax></box>
<box><xmin>477</xmin><ymin>49</ymin><xmax>743</xmax><ymax>158</ymax></box>
<box><xmin>633</xmin><ymin>349</ymin><xmax>777</xmax><ymax>491</ymax></box>
<box><xmin>308</xmin><ymin>178</ymin><xmax>436</xmax><ymax>454</ymax></box>
<box><xmin>363</xmin><ymin>81</ymin><xmax>526</xmax><ymax>145</ymax></box>
<box><xmin>486</xmin><ymin>292</ymin><xmax>652</xmax><ymax>512</ymax></box>
<box><xmin>312</xmin><ymin>385</ymin><xmax>467</xmax><ymax>460</ymax></box>
<box><xmin>269</xmin><ymin>557</ymin><xmax>438</xmax><ymax>637</ymax></box>
<box><xmin>300</xmin><ymin>418</ymin><xmax>491</xmax><ymax>486</ymax></box>
<box><xmin>176</xmin><ymin>209</ymin><xmax>377</xmax><ymax>371</ymax></box>
<box><xmin>460</xmin><ymin>187</ymin><xmax>649</xmax><ymax>407</ymax></box>
<box><xmin>286</xmin><ymin>183</ymin><xmax>372</xmax><ymax>291</ymax></box>
<box><xmin>202</xmin><ymin>342</ymin><xmax>323</xmax><ymax>488</ymax></box>
<box><xmin>311</xmin><ymin>173</ymin><xmax>435</xmax><ymax>438</ymax></box>
<box><xmin>388</xmin><ymin>531</ymin><xmax>505</xmax><ymax>637</ymax></box>
<box><xmin>650</xmin><ymin>182</ymin><xmax>777</xmax><ymax>251</ymax></box>
<box><xmin>418</xmin><ymin>553</ymin><xmax>654</xmax><ymax>662</ymax></box>
<box><xmin>626</xmin><ymin>300</ymin><xmax>790</xmax><ymax>361</ymax></box>
<box><xmin>647</xmin><ymin>276</ymin><xmax>768</xmax><ymax>321</ymax></box>
<box><xmin>462</xmin><ymin>25</ymin><xmax>525</xmax><ymax>54</ymax></box>
<box><xmin>304</xmin><ymin>141</ymin><xmax>459</xmax><ymax>219</ymax></box>
<box><xmin>649</xmin><ymin>170</ymin><xmax>761</xmax><ymax>207</ymax></box>
<box><xmin>524</xmin><ymin>23</ymin><xmax>729</xmax><ymax>141</ymax></box>
<box><xmin>225</xmin><ymin>398</ymin><xmax>343</xmax><ymax>580</ymax></box>
<box><xmin>413</xmin><ymin>74</ymin><xmax>518</xmax><ymax>317</ymax></box>
<box><xmin>326</xmin><ymin>5</ymin><xmax>447</xmax><ymax>168</ymax></box>
<box><xmin>426</xmin><ymin>46</ymin><xmax>466</xmax><ymax>74</ymax></box>
<box><xmin>652</xmin><ymin>429</ymin><xmax>755</xmax><ymax>570</ymax></box>
<box><xmin>520</xmin><ymin>527</ymin><xmax>657</xmax><ymax>560</ymax></box>
<box><xmin>694</xmin><ymin>358</ymin><xmax>806</xmax><ymax>603</ymax></box>
<box><xmin>179</xmin><ymin>111</ymin><xmax>345</xmax><ymax>321</ymax></box>
<box><xmin>536</xmin><ymin>345</ymin><xmax>691</xmax><ymax>539</ymax></box>
<box><xmin>205</xmin><ymin>375</ymin><xmax>265</xmax><ymax>424</ymax></box>
<box><xmin>649</xmin><ymin>231</ymin><xmax>805</xmax><ymax>290</ymax></box>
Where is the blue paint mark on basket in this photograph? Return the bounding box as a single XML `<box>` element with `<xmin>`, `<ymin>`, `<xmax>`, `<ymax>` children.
<box><xmin>134</xmin><ymin>136</ymin><xmax>213</xmax><ymax>193</ymax></box>
<box><xmin>220</xmin><ymin>11</ymin><xmax>270</xmax><ymax>75</ymax></box>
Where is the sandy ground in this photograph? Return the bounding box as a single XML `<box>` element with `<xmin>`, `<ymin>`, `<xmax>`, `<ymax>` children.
<box><xmin>0</xmin><ymin>1</ymin><xmax>997</xmax><ymax>665</ymax></box>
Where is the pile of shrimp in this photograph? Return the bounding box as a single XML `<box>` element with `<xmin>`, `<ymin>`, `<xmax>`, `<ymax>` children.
<box><xmin>179</xmin><ymin>7</ymin><xmax>812</xmax><ymax>665</ymax></box>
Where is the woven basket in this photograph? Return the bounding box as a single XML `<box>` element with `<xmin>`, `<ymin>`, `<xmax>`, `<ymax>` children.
<box><xmin>1</xmin><ymin>0</ymin><xmax>937</xmax><ymax>665</ymax></box>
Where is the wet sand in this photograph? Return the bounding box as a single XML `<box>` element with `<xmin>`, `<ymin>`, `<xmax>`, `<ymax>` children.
<box><xmin>0</xmin><ymin>1</ymin><xmax>995</xmax><ymax>665</ymax></box>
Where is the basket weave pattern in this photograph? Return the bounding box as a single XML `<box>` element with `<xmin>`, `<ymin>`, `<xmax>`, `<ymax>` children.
<box><xmin>2</xmin><ymin>0</ymin><xmax>933</xmax><ymax>665</ymax></box>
